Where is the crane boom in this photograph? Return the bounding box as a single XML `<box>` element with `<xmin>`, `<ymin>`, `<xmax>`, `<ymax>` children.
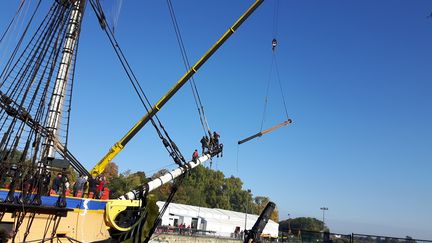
<box><xmin>238</xmin><ymin>119</ymin><xmax>292</xmax><ymax>145</ymax></box>
<box><xmin>91</xmin><ymin>0</ymin><xmax>264</xmax><ymax>175</ymax></box>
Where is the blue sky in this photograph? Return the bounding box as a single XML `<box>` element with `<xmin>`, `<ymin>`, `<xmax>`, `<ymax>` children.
<box><xmin>1</xmin><ymin>0</ymin><xmax>431</xmax><ymax>239</ymax></box>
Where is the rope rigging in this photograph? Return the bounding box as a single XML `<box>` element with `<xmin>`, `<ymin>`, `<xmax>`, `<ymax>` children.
<box><xmin>84</xmin><ymin>0</ymin><xmax>240</xmax><ymax>239</ymax></box>
<box><xmin>0</xmin><ymin>0</ymin><xmax>264</xmax><ymax>242</ymax></box>
<box><xmin>0</xmin><ymin>0</ymin><xmax>42</xmax><ymax>83</ymax></box>
<box><xmin>86</xmin><ymin>4</ymin><xmax>219</xmax><ymax>239</ymax></box>
<box><xmin>165</xmin><ymin>0</ymin><xmax>224</xmax><ymax>163</ymax></box>
<box><xmin>0</xmin><ymin>1</ymin><xmax>89</xmax><ymax>211</ymax></box>
<box><xmin>0</xmin><ymin>0</ymin><xmax>26</xmax><ymax>45</ymax></box>
<box><xmin>110</xmin><ymin>0</ymin><xmax>123</xmax><ymax>35</ymax></box>
<box><xmin>88</xmin><ymin>0</ymin><xmax>187</xmax><ymax>167</ymax></box>
<box><xmin>0</xmin><ymin>3</ymin><xmax>90</xmax><ymax>242</ymax></box>
<box><xmin>166</xmin><ymin>0</ymin><xmax>212</xmax><ymax>138</ymax></box>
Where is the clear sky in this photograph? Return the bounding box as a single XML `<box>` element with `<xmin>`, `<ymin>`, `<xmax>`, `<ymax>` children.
<box><xmin>1</xmin><ymin>0</ymin><xmax>431</xmax><ymax>239</ymax></box>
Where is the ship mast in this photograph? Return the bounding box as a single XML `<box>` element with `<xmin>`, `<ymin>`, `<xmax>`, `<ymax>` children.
<box><xmin>44</xmin><ymin>0</ymin><xmax>85</xmax><ymax>159</ymax></box>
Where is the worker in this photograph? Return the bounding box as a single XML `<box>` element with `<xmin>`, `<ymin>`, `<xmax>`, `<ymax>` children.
<box><xmin>200</xmin><ymin>136</ymin><xmax>209</xmax><ymax>154</ymax></box>
<box><xmin>212</xmin><ymin>131</ymin><xmax>220</xmax><ymax>147</ymax></box>
<box><xmin>52</xmin><ymin>173</ymin><xmax>62</xmax><ymax>194</ymax></box>
<box><xmin>73</xmin><ymin>174</ymin><xmax>86</xmax><ymax>197</ymax></box>
<box><xmin>97</xmin><ymin>174</ymin><xmax>106</xmax><ymax>199</ymax></box>
<box><xmin>88</xmin><ymin>172</ymin><xmax>98</xmax><ymax>199</ymax></box>
<box><xmin>192</xmin><ymin>149</ymin><xmax>199</xmax><ymax>162</ymax></box>
<box><xmin>219</xmin><ymin>143</ymin><xmax>224</xmax><ymax>158</ymax></box>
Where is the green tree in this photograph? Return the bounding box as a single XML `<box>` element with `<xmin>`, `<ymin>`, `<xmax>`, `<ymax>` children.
<box><xmin>109</xmin><ymin>164</ymin><xmax>279</xmax><ymax>218</ymax></box>
<box><xmin>279</xmin><ymin>217</ymin><xmax>326</xmax><ymax>232</ymax></box>
<box><xmin>107</xmin><ymin>169</ymin><xmax>148</xmax><ymax>198</ymax></box>
<box><xmin>150</xmin><ymin>169</ymin><xmax>172</xmax><ymax>201</ymax></box>
<box><xmin>254</xmin><ymin>196</ymin><xmax>279</xmax><ymax>222</ymax></box>
<box><xmin>157</xmin><ymin>165</ymin><xmax>278</xmax><ymax>218</ymax></box>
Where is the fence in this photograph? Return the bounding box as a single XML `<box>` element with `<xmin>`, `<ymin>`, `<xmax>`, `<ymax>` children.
<box><xmin>152</xmin><ymin>226</ymin><xmax>432</xmax><ymax>243</ymax></box>
<box><xmin>278</xmin><ymin>230</ymin><xmax>351</xmax><ymax>243</ymax></box>
<box><xmin>154</xmin><ymin>226</ymin><xmax>217</xmax><ymax>237</ymax></box>
<box><xmin>352</xmin><ymin>233</ymin><xmax>432</xmax><ymax>243</ymax></box>
<box><xmin>277</xmin><ymin>230</ymin><xmax>432</xmax><ymax>243</ymax></box>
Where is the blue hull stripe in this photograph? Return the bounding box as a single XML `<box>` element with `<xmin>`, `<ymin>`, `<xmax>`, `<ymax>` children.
<box><xmin>0</xmin><ymin>190</ymin><xmax>107</xmax><ymax>210</ymax></box>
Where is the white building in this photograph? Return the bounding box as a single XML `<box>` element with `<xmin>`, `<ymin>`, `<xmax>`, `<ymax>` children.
<box><xmin>157</xmin><ymin>201</ymin><xmax>279</xmax><ymax>238</ymax></box>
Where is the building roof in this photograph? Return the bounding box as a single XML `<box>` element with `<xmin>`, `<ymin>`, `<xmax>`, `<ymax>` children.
<box><xmin>157</xmin><ymin>201</ymin><xmax>279</xmax><ymax>238</ymax></box>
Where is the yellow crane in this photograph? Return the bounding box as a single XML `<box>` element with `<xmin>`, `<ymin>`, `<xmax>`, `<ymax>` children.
<box><xmin>90</xmin><ymin>0</ymin><xmax>264</xmax><ymax>175</ymax></box>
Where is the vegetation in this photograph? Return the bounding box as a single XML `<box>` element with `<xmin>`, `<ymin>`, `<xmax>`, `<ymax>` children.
<box><xmin>279</xmin><ymin>217</ymin><xmax>330</xmax><ymax>243</ymax></box>
<box><xmin>279</xmin><ymin>217</ymin><xmax>326</xmax><ymax>232</ymax></box>
<box><xmin>105</xmin><ymin>162</ymin><xmax>279</xmax><ymax>221</ymax></box>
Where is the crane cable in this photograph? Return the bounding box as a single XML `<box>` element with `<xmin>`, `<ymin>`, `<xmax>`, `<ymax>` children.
<box><xmin>88</xmin><ymin>0</ymin><xmax>187</xmax><ymax>166</ymax></box>
<box><xmin>260</xmin><ymin>0</ymin><xmax>289</xmax><ymax>132</ymax></box>
<box><xmin>274</xmin><ymin>50</ymin><xmax>290</xmax><ymax>120</ymax></box>
<box><xmin>166</xmin><ymin>0</ymin><xmax>212</xmax><ymax>137</ymax></box>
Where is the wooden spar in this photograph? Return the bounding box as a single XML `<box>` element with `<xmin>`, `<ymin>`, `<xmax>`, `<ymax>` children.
<box><xmin>238</xmin><ymin>119</ymin><xmax>292</xmax><ymax>145</ymax></box>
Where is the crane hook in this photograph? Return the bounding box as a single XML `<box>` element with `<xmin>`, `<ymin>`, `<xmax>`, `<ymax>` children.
<box><xmin>272</xmin><ymin>38</ymin><xmax>277</xmax><ymax>51</ymax></box>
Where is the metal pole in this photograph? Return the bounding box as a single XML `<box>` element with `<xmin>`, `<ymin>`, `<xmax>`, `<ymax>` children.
<box><xmin>322</xmin><ymin>210</ymin><xmax>324</xmax><ymax>229</ymax></box>
<box><xmin>244</xmin><ymin>189</ymin><xmax>251</xmax><ymax>236</ymax></box>
<box><xmin>244</xmin><ymin>210</ymin><xmax>247</xmax><ymax>234</ymax></box>
<box><xmin>320</xmin><ymin>207</ymin><xmax>328</xmax><ymax>231</ymax></box>
<box><xmin>288</xmin><ymin>213</ymin><xmax>291</xmax><ymax>240</ymax></box>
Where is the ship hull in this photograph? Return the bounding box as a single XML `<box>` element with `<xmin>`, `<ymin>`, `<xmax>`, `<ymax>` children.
<box><xmin>0</xmin><ymin>190</ymin><xmax>111</xmax><ymax>242</ymax></box>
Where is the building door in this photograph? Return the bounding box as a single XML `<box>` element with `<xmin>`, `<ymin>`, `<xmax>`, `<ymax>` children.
<box><xmin>191</xmin><ymin>218</ymin><xmax>198</xmax><ymax>229</ymax></box>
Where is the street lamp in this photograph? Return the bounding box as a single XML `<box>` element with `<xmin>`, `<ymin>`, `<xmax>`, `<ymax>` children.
<box><xmin>244</xmin><ymin>189</ymin><xmax>251</xmax><ymax>235</ymax></box>
<box><xmin>320</xmin><ymin>207</ymin><xmax>328</xmax><ymax>231</ymax></box>
<box><xmin>287</xmin><ymin>213</ymin><xmax>291</xmax><ymax>234</ymax></box>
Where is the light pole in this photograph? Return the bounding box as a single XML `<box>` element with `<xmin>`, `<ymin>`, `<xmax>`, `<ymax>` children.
<box><xmin>287</xmin><ymin>213</ymin><xmax>291</xmax><ymax>234</ymax></box>
<box><xmin>320</xmin><ymin>207</ymin><xmax>328</xmax><ymax>231</ymax></box>
<box><xmin>244</xmin><ymin>208</ymin><xmax>247</xmax><ymax>235</ymax></box>
<box><xmin>244</xmin><ymin>189</ymin><xmax>251</xmax><ymax>236</ymax></box>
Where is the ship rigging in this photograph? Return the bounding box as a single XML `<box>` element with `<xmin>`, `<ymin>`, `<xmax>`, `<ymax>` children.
<box><xmin>0</xmin><ymin>1</ymin><xmax>264</xmax><ymax>242</ymax></box>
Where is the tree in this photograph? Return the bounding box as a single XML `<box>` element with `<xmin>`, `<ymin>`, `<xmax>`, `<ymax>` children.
<box><xmin>253</xmin><ymin>196</ymin><xmax>279</xmax><ymax>221</ymax></box>
<box><xmin>150</xmin><ymin>169</ymin><xmax>172</xmax><ymax>201</ymax></box>
<box><xmin>107</xmin><ymin>169</ymin><xmax>148</xmax><ymax>198</ymax></box>
<box><xmin>107</xmin><ymin>164</ymin><xmax>280</xmax><ymax>218</ymax></box>
<box><xmin>279</xmin><ymin>217</ymin><xmax>326</xmax><ymax>232</ymax></box>
<box><xmin>104</xmin><ymin>162</ymin><xmax>119</xmax><ymax>181</ymax></box>
<box><xmin>156</xmin><ymin>165</ymin><xmax>279</xmax><ymax>218</ymax></box>
<box><xmin>404</xmin><ymin>236</ymin><xmax>416</xmax><ymax>243</ymax></box>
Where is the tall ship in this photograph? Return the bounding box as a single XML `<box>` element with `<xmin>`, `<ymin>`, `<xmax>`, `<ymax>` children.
<box><xmin>0</xmin><ymin>0</ymin><xmax>268</xmax><ymax>242</ymax></box>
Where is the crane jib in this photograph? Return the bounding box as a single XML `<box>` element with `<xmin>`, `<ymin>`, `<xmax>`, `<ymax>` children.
<box><xmin>91</xmin><ymin>0</ymin><xmax>264</xmax><ymax>175</ymax></box>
